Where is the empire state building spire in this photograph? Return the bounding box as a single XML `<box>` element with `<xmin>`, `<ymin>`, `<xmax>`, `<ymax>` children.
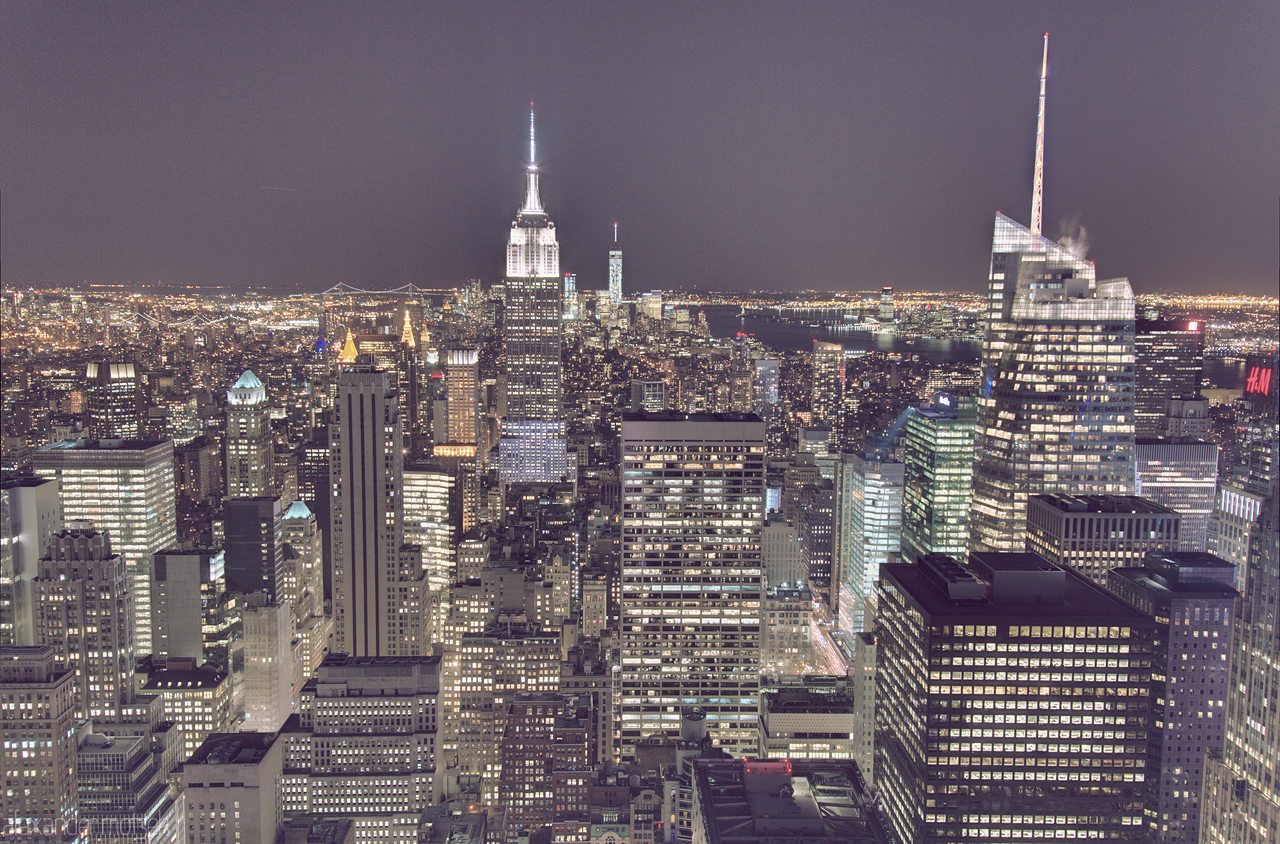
<box><xmin>521</xmin><ymin>103</ymin><xmax>544</xmax><ymax>216</ymax></box>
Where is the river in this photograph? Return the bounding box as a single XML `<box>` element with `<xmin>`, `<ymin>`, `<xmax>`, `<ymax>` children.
<box><xmin>697</xmin><ymin>304</ymin><xmax>1249</xmax><ymax>390</ymax></box>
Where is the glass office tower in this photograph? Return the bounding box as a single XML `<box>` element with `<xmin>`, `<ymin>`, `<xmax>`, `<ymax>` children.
<box><xmin>969</xmin><ymin>213</ymin><xmax>1136</xmax><ymax>552</ymax></box>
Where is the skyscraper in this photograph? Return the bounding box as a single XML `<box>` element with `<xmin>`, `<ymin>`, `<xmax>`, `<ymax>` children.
<box><xmin>499</xmin><ymin>108</ymin><xmax>568</xmax><ymax>483</ymax></box>
<box><xmin>33</xmin><ymin>525</ymin><xmax>135</xmax><ymax>720</ymax></box>
<box><xmin>225</xmin><ymin>370</ymin><xmax>274</xmax><ymax>498</ymax></box>
<box><xmin>84</xmin><ymin>361</ymin><xmax>141</xmax><ymax>439</ymax></box>
<box><xmin>878</xmin><ymin>286</ymin><xmax>895</xmax><ymax>323</ymax></box>
<box><xmin>33</xmin><ymin>438</ymin><xmax>176</xmax><ymax>657</ymax></box>
<box><xmin>0</xmin><ymin>646</ymin><xmax>78</xmax><ymax>842</ymax></box>
<box><xmin>222</xmin><ymin>496</ymin><xmax>284</xmax><ymax>600</ymax></box>
<box><xmin>875</xmin><ymin>552</ymin><xmax>1152</xmax><ymax>843</ymax></box>
<box><xmin>619</xmin><ymin>412</ymin><xmax>765</xmax><ymax>758</ymax></box>
<box><xmin>900</xmin><ymin>396</ymin><xmax>975</xmax><ymax>563</ymax></box>
<box><xmin>609</xmin><ymin>223</ymin><xmax>623</xmax><ymax>310</ymax></box>
<box><xmin>444</xmin><ymin>347</ymin><xmax>481</xmax><ymax>454</ymax></box>
<box><xmin>1134</xmin><ymin>437</ymin><xmax>1219</xmax><ymax>551</ymax></box>
<box><xmin>969</xmin><ymin>38</ymin><xmax>1136</xmax><ymax>552</ymax></box>
<box><xmin>1106</xmin><ymin>552</ymin><xmax>1237</xmax><ymax>844</ymax></box>
<box><xmin>1134</xmin><ymin>317</ymin><xmax>1205</xmax><ymax>438</ymax></box>
<box><xmin>833</xmin><ymin>450</ymin><xmax>904</xmax><ymax>634</ymax></box>
<box><xmin>1200</xmin><ymin>375</ymin><xmax>1278</xmax><ymax>844</ymax></box>
<box><xmin>810</xmin><ymin>340</ymin><xmax>843</xmax><ymax>431</ymax></box>
<box><xmin>0</xmin><ymin>476</ymin><xmax>62</xmax><ymax>647</ymax></box>
<box><xmin>329</xmin><ymin>361</ymin><xmax>427</xmax><ymax>657</ymax></box>
<box><xmin>151</xmin><ymin>548</ymin><xmax>228</xmax><ymax>666</ymax></box>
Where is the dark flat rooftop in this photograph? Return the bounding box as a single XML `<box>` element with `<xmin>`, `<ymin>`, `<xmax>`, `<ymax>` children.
<box><xmin>883</xmin><ymin>562</ymin><xmax>1151</xmax><ymax>624</ymax></box>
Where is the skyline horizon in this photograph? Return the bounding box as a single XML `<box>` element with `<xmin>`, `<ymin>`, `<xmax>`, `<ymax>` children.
<box><xmin>4</xmin><ymin>5</ymin><xmax>1277</xmax><ymax>298</ymax></box>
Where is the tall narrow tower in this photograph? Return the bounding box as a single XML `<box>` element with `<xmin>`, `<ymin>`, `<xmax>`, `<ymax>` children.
<box><xmin>968</xmin><ymin>38</ymin><xmax>1136</xmax><ymax>553</ymax></box>
<box><xmin>608</xmin><ymin>223</ymin><xmax>623</xmax><ymax>311</ymax></box>
<box><xmin>225</xmin><ymin>370</ymin><xmax>273</xmax><ymax>498</ymax></box>
<box><xmin>499</xmin><ymin>106</ymin><xmax>569</xmax><ymax>483</ymax></box>
<box><xmin>329</xmin><ymin>361</ymin><xmax>426</xmax><ymax>657</ymax></box>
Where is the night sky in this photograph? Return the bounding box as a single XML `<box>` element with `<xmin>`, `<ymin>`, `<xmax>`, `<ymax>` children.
<box><xmin>3</xmin><ymin>2</ymin><xmax>1277</xmax><ymax>297</ymax></box>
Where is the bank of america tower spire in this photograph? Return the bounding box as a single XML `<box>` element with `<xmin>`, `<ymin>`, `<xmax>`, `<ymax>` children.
<box><xmin>968</xmin><ymin>36</ymin><xmax>1137</xmax><ymax>553</ymax></box>
<box><xmin>499</xmin><ymin>104</ymin><xmax>570</xmax><ymax>482</ymax></box>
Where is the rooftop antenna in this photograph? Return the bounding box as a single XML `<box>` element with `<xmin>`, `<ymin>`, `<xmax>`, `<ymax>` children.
<box><xmin>1031</xmin><ymin>32</ymin><xmax>1048</xmax><ymax>236</ymax></box>
<box><xmin>613</xmin><ymin>222</ymin><xmax>618</xmax><ymax>243</ymax></box>
<box><xmin>520</xmin><ymin>103</ymin><xmax>544</xmax><ymax>214</ymax></box>
<box><xmin>529</xmin><ymin>102</ymin><xmax>536</xmax><ymax>166</ymax></box>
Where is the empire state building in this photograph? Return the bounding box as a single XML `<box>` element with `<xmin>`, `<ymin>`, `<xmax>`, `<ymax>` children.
<box><xmin>498</xmin><ymin>108</ymin><xmax>570</xmax><ymax>483</ymax></box>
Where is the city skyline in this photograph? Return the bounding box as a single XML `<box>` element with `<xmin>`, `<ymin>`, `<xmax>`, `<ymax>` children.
<box><xmin>3</xmin><ymin>3</ymin><xmax>1278</xmax><ymax>298</ymax></box>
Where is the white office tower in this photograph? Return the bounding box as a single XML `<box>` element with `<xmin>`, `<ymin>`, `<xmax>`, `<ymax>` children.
<box><xmin>834</xmin><ymin>451</ymin><xmax>904</xmax><ymax>635</ymax></box>
<box><xmin>1134</xmin><ymin>438</ymin><xmax>1219</xmax><ymax>552</ymax></box>
<box><xmin>969</xmin><ymin>36</ymin><xmax>1136</xmax><ymax>553</ymax></box>
<box><xmin>33</xmin><ymin>438</ymin><xmax>176</xmax><ymax>658</ymax></box>
<box><xmin>619</xmin><ymin>412</ymin><xmax>765</xmax><ymax>759</ymax></box>
<box><xmin>608</xmin><ymin>249</ymin><xmax>623</xmax><ymax>310</ymax></box>
<box><xmin>499</xmin><ymin>108</ymin><xmax>569</xmax><ymax>484</ymax></box>
<box><xmin>280</xmin><ymin>654</ymin><xmax>443</xmax><ymax>841</ymax></box>
<box><xmin>225</xmin><ymin>370</ymin><xmax>273</xmax><ymax>497</ymax></box>
<box><xmin>242</xmin><ymin>591</ymin><xmax>294</xmax><ymax>733</ymax></box>
<box><xmin>403</xmin><ymin>463</ymin><xmax>456</xmax><ymax>593</ymax></box>
<box><xmin>182</xmin><ymin>733</ymin><xmax>283</xmax><ymax>844</ymax></box>
<box><xmin>329</xmin><ymin>362</ymin><xmax>428</xmax><ymax>657</ymax></box>
<box><xmin>0</xmin><ymin>476</ymin><xmax>62</xmax><ymax>647</ymax></box>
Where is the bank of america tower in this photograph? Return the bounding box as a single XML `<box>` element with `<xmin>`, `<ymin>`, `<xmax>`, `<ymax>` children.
<box><xmin>969</xmin><ymin>34</ymin><xmax>1137</xmax><ymax>552</ymax></box>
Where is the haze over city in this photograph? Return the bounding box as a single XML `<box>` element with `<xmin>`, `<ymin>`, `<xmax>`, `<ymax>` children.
<box><xmin>3</xmin><ymin>2</ymin><xmax>1277</xmax><ymax>297</ymax></box>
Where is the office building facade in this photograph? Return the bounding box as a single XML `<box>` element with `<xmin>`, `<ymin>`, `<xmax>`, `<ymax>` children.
<box><xmin>1134</xmin><ymin>317</ymin><xmax>1205</xmax><ymax>438</ymax></box>
<box><xmin>901</xmin><ymin>397</ymin><xmax>976</xmax><ymax>563</ymax></box>
<box><xmin>1025</xmin><ymin>493</ymin><xmax>1182</xmax><ymax>587</ymax></box>
<box><xmin>876</xmin><ymin>553</ymin><xmax>1152</xmax><ymax>843</ymax></box>
<box><xmin>1106</xmin><ymin>552</ymin><xmax>1237</xmax><ymax>844</ymax></box>
<box><xmin>33</xmin><ymin>438</ymin><xmax>177</xmax><ymax>657</ymax></box>
<box><xmin>619</xmin><ymin>413</ymin><xmax>765</xmax><ymax>759</ymax></box>
<box><xmin>0</xmin><ymin>476</ymin><xmax>62</xmax><ymax>647</ymax></box>
<box><xmin>84</xmin><ymin>361</ymin><xmax>142</xmax><ymax>439</ymax></box>
<box><xmin>834</xmin><ymin>451</ymin><xmax>904</xmax><ymax>634</ymax></box>
<box><xmin>1201</xmin><ymin>492</ymin><xmax>1279</xmax><ymax>844</ymax></box>
<box><xmin>33</xmin><ymin>525</ymin><xmax>135</xmax><ymax>720</ymax></box>
<box><xmin>0</xmin><ymin>647</ymin><xmax>78</xmax><ymax>843</ymax></box>
<box><xmin>1134</xmin><ymin>438</ymin><xmax>1219</xmax><ymax>552</ymax></box>
<box><xmin>223</xmin><ymin>496</ymin><xmax>285</xmax><ymax>600</ymax></box>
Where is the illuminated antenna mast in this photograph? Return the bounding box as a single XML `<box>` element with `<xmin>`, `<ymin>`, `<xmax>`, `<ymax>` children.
<box><xmin>614</xmin><ymin>223</ymin><xmax>618</xmax><ymax>243</ymax></box>
<box><xmin>529</xmin><ymin>103</ymin><xmax>536</xmax><ymax>165</ymax></box>
<box><xmin>1031</xmin><ymin>32</ymin><xmax>1048</xmax><ymax>236</ymax></box>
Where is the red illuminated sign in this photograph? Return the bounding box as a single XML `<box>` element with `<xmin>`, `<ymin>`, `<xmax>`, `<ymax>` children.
<box><xmin>1245</xmin><ymin>366</ymin><xmax>1273</xmax><ymax>396</ymax></box>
